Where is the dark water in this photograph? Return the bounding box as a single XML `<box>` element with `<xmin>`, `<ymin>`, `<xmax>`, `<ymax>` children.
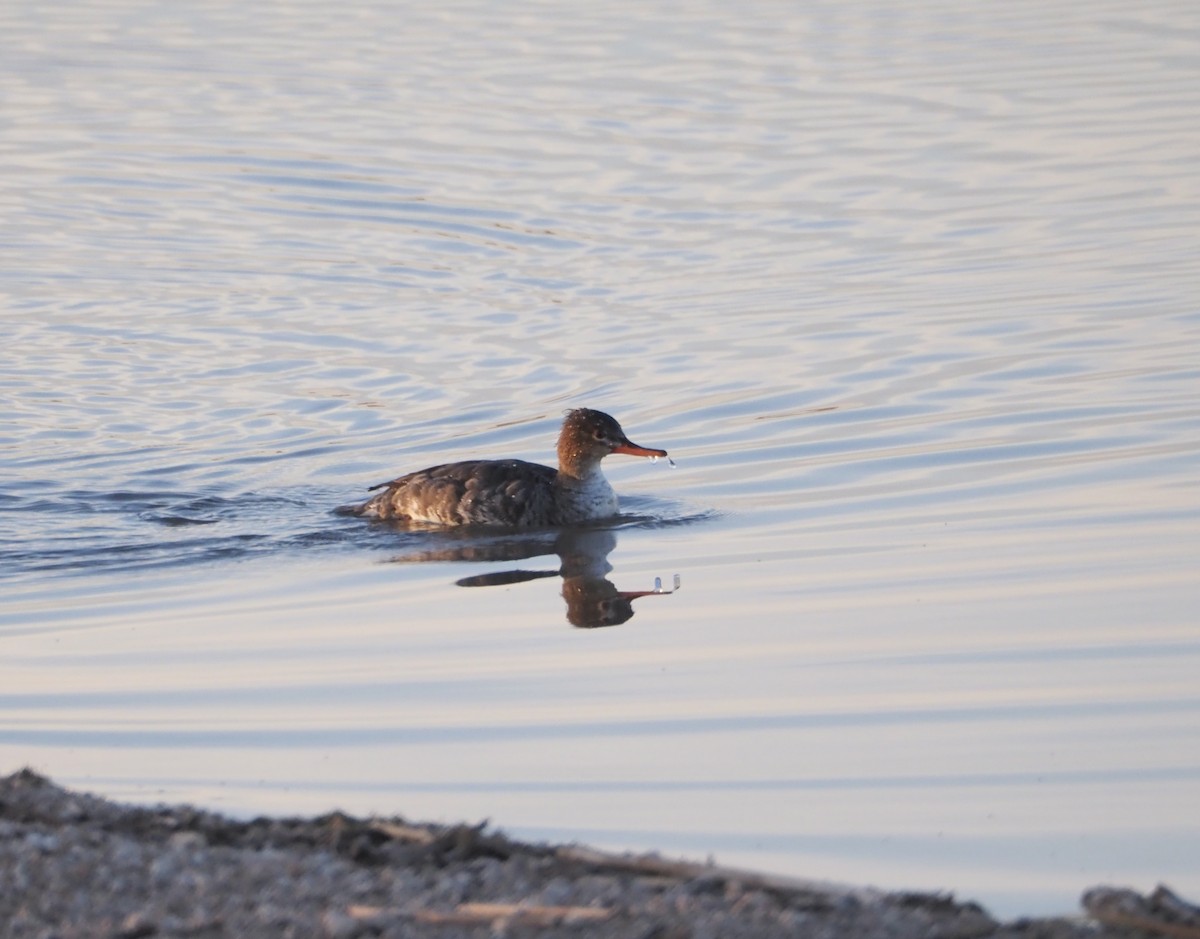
<box><xmin>3</xmin><ymin>0</ymin><xmax>1199</xmax><ymax>916</ymax></box>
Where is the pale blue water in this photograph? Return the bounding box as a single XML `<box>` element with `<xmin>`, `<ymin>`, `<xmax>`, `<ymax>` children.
<box><xmin>3</xmin><ymin>0</ymin><xmax>1199</xmax><ymax>917</ymax></box>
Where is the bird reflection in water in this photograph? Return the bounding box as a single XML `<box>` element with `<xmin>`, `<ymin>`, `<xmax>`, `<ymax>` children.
<box><xmin>384</xmin><ymin>528</ymin><xmax>679</xmax><ymax>629</ymax></box>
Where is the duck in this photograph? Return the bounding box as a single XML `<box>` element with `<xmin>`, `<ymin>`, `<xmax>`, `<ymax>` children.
<box><xmin>356</xmin><ymin>408</ymin><xmax>668</xmax><ymax>527</ymax></box>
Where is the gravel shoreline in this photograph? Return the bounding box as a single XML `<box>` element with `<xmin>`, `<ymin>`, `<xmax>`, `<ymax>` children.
<box><xmin>1</xmin><ymin>769</ymin><xmax>1191</xmax><ymax>939</ymax></box>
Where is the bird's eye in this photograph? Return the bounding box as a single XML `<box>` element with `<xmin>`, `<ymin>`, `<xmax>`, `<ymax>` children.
<box><xmin>592</xmin><ymin>430</ymin><xmax>606</xmax><ymax>440</ymax></box>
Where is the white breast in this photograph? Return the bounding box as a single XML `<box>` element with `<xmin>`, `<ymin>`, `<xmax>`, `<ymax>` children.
<box><xmin>556</xmin><ymin>472</ymin><xmax>619</xmax><ymax>523</ymax></box>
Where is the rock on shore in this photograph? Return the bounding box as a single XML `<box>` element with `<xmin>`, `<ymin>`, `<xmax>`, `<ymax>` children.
<box><xmin>0</xmin><ymin>769</ymin><xmax>1187</xmax><ymax>939</ymax></box>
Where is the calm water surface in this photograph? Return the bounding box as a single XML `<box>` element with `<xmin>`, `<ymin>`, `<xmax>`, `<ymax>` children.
<box><xmin>3</xmin><ymin>0</ymin><xmax>1199</xmax><ymax>917</ymax></box>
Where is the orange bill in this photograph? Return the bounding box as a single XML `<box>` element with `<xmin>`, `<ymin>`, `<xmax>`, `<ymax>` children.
<box><xmin>612</xmin><ymin>438</ymin><xmax>668</xmax><ymax>458</ymax></box>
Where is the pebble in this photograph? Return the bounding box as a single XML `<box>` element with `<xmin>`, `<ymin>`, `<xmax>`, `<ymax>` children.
<box><xmin>169</xmin><ymin>830</ymin><xmax>207</xmax><ymax>850</ymax></box>
<box><xmin>24</xmin><ymin>832</ymin><xmax>59</xmax><ymax>853</ymax></box>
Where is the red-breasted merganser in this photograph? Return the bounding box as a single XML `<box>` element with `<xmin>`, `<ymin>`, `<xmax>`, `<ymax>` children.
<box><xmin>357</xmin><ymin>408</ymin><xmax>668</xmax><ymax>527</ymax></box>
